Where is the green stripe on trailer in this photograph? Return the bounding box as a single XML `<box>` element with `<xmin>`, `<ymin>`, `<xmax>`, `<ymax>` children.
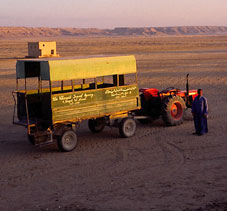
<box><xmin>51</xmin><ymin>85</ymin><xmax>140</xmax><ymax>123</ymax></box>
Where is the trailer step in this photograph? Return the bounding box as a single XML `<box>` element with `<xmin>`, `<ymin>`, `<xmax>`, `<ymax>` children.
<box><xmin>35</xmin><ymin>139</ymin><xmax>55</xmax><ymax>147</ymax></box>
<box><xmin>13</xmin><ymin>120</ymin><xmax>36</xmax><ymax>127</ymax></box>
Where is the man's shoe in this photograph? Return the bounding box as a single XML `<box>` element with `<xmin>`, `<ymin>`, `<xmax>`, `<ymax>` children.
<box><xmin>192</xmin><ymin>132</ymin><xmax>198</xmax><ymax>135</ymax></box>
<box><xmin>198</xmin><ymin>133</ymin><xmax>203</xmax><ymax>136</ymax></box>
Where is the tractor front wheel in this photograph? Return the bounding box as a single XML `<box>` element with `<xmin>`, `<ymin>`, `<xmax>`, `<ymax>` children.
<box><xmin>162</xmin><ymin>95</ymin><xmax>186</xmax><ymax>126</ymax></box>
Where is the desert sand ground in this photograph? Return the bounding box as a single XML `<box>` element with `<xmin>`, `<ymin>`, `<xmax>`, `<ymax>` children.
<box><xmin>0</xmin><ymin>36</ymin><xmax>227</xmax><ymax>211</ymax></box>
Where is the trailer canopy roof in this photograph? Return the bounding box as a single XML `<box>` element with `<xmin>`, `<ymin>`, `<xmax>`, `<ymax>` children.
<box><xmin>16</xmin><ymin>55</ymin><xmax>137</xmax><ymax>81</ymax></box>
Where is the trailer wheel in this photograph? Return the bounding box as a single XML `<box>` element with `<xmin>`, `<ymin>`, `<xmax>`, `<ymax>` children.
<box><xmin>119</xmin><ymin>118</ymin><xmax>136</xmax><ymax>138</ymax></box>
<box><xmin>88</xmin><ymin>118</ymin><xmax>105</xmax><ymax>133</ymax></box>
<box><xmin>162</xmin><ymin>95</ymin><xmax>186</xmax><ymax>126</ymax></box>
<box><xmin>57</xmin><ymin>130</ymin><xmax>77</xmax><ymax>152</ymax></box>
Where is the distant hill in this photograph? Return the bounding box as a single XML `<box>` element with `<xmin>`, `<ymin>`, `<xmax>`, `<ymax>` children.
<box><xmin>1</xmin><ymin>26</ymin><xmax>227</xmax><ymax>38</ymax></box>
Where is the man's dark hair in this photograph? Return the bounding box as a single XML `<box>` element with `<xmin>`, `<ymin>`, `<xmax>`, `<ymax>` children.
<box><xmin>197</xmin><ymin>89</ymin><xmax>202</xmax><ymax>93</ymax></box>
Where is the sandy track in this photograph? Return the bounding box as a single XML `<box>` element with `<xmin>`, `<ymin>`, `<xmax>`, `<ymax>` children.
<box><xmin>0</xmin><ymin>36</ymin><xmax>227</xmax><ymax>210</ymax></box>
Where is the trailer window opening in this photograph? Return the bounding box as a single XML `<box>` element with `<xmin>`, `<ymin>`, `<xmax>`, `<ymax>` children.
<box><xmin>60</xmin><ymin>80</ymin><xmax>73</xmax><ymax>91</ymax></box>
<box><xmin>96</xmin><ymin>74</ymin><xmax>136</xmax><ymax>89</ymax></box>
<box><xmin>51</xmin><ymin>78</ymin><xmax>97</xmax><ymax>94</ymax></box>
<box><xmin>40</xmin><ymin>80</ymin><xmax>50</xmax><ymax>93</ymax></box>
<box><xmin>24</xmin><ymin>77</ymin><xmax>40</xmax><ymax>93</ymax></box>
<box><xmin>16</xmin><ymin>79</ymin><xmax>25</xmax><ymax>92</ymax></box>
<box><xmin>96</xmin><ymin>75</ymin><xmax>118</xmax><ymax>89</ymax></box>
<box><xmin>51</xmin><ymin>81</ymin><xmax>62</xmax><ymax>93</ymax></box>
<box><xmin>96</xmin><ymin>76</ymin><xmax>104</xmax><ymax>87</ymax></box>
<box><xmin>82</xmin><ymin>78</ymin><xmax>96</xmax><ymax>90</ymax></box>
<box><xmin>17</xmin><ymin>73</ymin><xmax>137</xmax><ymax>95</ymax></box>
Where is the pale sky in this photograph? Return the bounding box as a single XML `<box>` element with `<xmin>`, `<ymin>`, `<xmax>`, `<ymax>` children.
<box><xmin>0</xmin><ymin>0</ymin><xmax>227</xmax><ymax>28</ymax></box>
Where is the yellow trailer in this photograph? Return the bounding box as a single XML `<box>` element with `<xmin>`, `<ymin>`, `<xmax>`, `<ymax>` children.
<box><xmin>13</xmin><ymin>55</ymin><xmax>140</xmax><ymax>151</ymax></box>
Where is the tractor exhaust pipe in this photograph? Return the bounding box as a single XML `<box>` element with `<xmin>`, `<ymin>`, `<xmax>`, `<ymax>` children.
<box><xmin>186</xmin><ymin>73</ymin><xmax>189</xmax><ymax>96</ymax></box>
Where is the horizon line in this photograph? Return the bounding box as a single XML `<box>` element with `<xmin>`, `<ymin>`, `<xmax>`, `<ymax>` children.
<box><xmin>1</xmin><ymin>25</ymin><xmax>227</xmax><ymax>30</ymax></box>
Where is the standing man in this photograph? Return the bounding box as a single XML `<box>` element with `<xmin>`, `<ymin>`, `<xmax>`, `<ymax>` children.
<box><xmin>192</xmin><ymin>89</ymin><xmax>208</xmax><ymax>136</ymax></box>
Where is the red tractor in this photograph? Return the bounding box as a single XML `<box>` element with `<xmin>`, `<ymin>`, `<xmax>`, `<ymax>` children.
<box><xmin>136</xmin><ymin>74</ymin><xmax>198</xmax><ymax>125</ymax></box>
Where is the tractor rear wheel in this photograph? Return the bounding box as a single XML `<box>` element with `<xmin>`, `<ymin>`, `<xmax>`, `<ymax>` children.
<box><xmin>162</xmin><ymin>95</ymin><xmax>186</xmax><ymax>126</ymax></box>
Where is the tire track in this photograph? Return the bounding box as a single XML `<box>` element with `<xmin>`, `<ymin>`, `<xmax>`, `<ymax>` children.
<box><xmin>1</xmin><ymin>106</ymin><xmax>221</xmax><ymax>188</ymax></box>
<box><xmin>0</xmin><ymin>124</ymin><xmax>173</xmax><ymax>188</ymax></box>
